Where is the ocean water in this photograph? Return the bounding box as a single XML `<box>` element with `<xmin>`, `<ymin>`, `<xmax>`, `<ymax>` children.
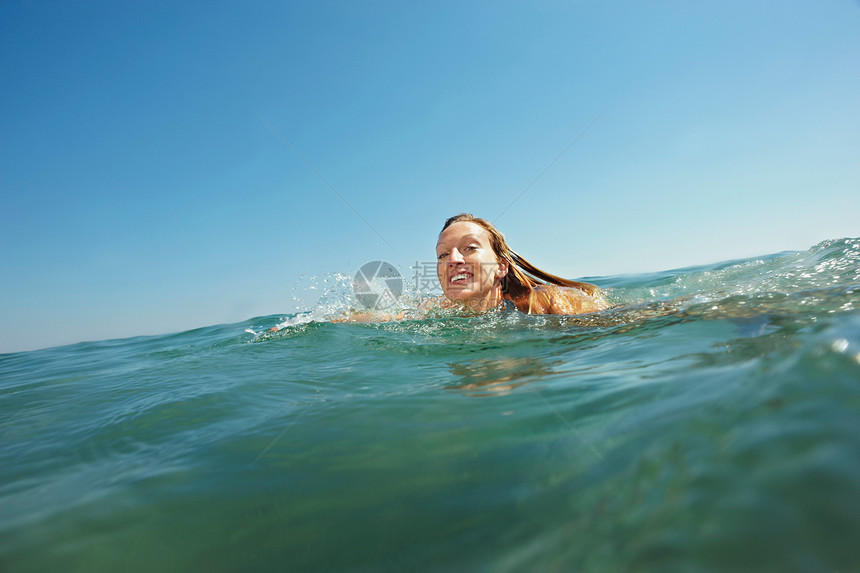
<box><xmin>2</xmin><ymin>239</ymin><xmax>859</xmax><ymax>572</ymax></box>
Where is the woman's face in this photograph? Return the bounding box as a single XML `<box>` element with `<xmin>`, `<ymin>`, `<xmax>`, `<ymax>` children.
<box><xmin>436</xmin><ymin>221</ymin><xmax>508</xmax><ymax>308</ymax></box>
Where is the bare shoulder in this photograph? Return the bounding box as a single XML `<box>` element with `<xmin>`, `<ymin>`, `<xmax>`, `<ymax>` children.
<box><xmin>530</xmin><ymin>285</ymin><xmax>610</xmax><ymax>315</ymax></box>
<box><xmin>555</xmin><ymin>286</ymin><xmax>610</xmax><ymax>313</ymax></box>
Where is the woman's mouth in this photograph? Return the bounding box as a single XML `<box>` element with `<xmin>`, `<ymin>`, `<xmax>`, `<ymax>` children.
<box><xmin>449</xmin><ymin>271</ymin><xmax>472</xmax><ymax>285</ymax></box>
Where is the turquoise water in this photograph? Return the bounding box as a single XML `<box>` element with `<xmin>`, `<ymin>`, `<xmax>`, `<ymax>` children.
<box><xmin>2</xmin><ymin>239</ymin><xmax>859</xmax><ymax>572</ymax></box>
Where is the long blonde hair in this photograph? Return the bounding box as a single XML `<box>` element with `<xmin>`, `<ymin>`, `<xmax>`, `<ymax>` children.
<box><xmin>441</xmin><ymin>213</ymin><xmax>600</xmax><ymax>299</ymax></box>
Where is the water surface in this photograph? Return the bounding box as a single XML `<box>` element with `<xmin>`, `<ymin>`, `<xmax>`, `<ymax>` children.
<box><xmin>2</xmin><ymin>239</ymin><xmax>859</xmax><ymax>572</ymax></box>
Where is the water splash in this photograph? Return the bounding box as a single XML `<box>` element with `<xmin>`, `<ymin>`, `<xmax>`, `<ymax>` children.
<box><xmin>252</xmin><ymin>238</ymin><xmax>859</xmax><ymax>342</ymax></box>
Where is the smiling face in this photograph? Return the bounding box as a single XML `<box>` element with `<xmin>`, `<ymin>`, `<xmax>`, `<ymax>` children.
<box><xmin>436</xmin><ymin>221</ymin><xmax>509</xmax><ymax>310</ymax></box>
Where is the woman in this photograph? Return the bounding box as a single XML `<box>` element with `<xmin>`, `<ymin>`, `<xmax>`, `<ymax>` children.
<box><xmin>324</xmin><ymin>214</ymin><xmax>607</xmax><ymax>326</ymax></box>
<box><xmin>434</xmin><ymin>213</ymin><xmax>609</xmax><ymax>315</ymax></box>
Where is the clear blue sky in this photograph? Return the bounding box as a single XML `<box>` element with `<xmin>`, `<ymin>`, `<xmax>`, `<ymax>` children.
<box><xmin>2</xmin><ymin>1</ymin><xmax>858</xmax><ymax>353</ymax></box>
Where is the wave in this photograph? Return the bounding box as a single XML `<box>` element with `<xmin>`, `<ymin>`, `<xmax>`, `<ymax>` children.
<box><xmin>255</xmin><ymin>238</ymin><xmax>859</xmax><ymax>339</ymax></box>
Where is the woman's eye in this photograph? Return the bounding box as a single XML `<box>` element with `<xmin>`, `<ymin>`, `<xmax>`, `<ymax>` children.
<box><xmin>466</xmin><ymin>245</ymin><xmax>478</xmax><ymax>251</ymax></box>
<box><xmin>437</xmin><ymin>253</ymin><xmax>448</xmax><ymax>260</ymax></box>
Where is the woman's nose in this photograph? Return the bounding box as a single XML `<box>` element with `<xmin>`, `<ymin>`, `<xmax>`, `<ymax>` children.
<box><xmin>449</xmin><ymin>248</ymin><xmax>465</xmax><ymax>264</ymax></box>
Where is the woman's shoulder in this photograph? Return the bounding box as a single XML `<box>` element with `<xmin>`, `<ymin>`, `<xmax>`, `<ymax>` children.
<box><xmin>528</xmin><ymin>284</ymin><xmax>609</xmax><ymax>315</ymax></box>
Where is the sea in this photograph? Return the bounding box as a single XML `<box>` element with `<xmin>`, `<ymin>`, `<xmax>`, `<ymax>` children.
<box><xmin>2</xmin><ymin>238</ymin><xmax>859</xmax><ymax>572</ymax></box>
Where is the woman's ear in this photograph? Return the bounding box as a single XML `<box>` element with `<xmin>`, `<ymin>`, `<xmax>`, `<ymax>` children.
<box><xmin>496</xmin><ymin>258</ymin><xmax>510</xmax><ymax>277</ymax></box>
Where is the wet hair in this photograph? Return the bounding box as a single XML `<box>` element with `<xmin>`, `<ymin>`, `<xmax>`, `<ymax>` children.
<box><xmin>440</xmin><ymin>213</ymin><xmax>600</xmax><ymax>299</ymax></box>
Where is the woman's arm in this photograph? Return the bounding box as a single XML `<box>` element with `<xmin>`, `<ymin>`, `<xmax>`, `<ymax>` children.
<box><xmin>331</xmin><ymin>310</ymin><xmax>406</xmax><ymax>323</ymax></box>
<box><xmin>332</xmin><ymin>296</ymin><xmax>448</xmax><ymax>323</ymax></box>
